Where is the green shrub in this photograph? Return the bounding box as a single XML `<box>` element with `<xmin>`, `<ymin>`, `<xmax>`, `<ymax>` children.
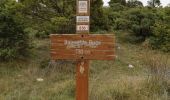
<box><xmin>149</xmin><ymin>22</ymin><xmax>170</xmax><ymax>52</ymax></box>
<box><xmin>50</xmin><ymin>17</ymin><xmax>75</xmax><ymax>34</ymax></box>
<box><xmin>35</xmin><ymin>31</ymin><xmax>49</xmax><ymax>38</ymax></box>
<box><xmin>107</xmin><ymin>6</ymin><xmax>170</xmax><ymax>52</ymax></box>
<box><xmin>24</xmin><ymin>27</ymin><xmax>39</xmax><ymax>38</ymax></box>
<box><xmin>109</xmin><ymin>3</ymin><xmax>125</xmax><ymax>11</ymax></box>
<box><xmin>0</xmin><ymin>0</ymin><xmax>30</xmax><ymax>61</ymax></box>
<box><xmin>114</xmin><ymin>18</ymin><xmax>130</xmax><ymax>30</ymax></box>
<box><xmin>127</xmin><ymin>8</ymin><xmax>157</xmax><ymax>37</ymax></box>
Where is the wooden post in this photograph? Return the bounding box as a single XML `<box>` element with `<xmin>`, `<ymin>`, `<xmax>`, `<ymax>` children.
<box><xmin>76</xmin><ymin>60</ymin><xmax>89</xmax><ymax>100</ymax></box>
<box><xmin>50</xmin><ymin>36</ymin><xmax>115</xmax><ymax>100</ymax></box>
<box><xmin>50</xmin><ymin>34</ymin><xmax>115</xmax><ymax>100</ymax></box>
<box><xmin>50</xmin><ymin>0</ymin><xmax>115</xmax><ymax>100</ymax></box>
<box><xmin>76</xmin><ymin>0</ymin><xmax>90</xmax><ymax>99</ymax></box>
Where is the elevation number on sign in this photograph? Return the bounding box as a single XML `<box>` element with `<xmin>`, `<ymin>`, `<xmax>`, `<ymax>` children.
<box><xmin>77</xmin><ymin>25</ymin><xmax>89</xmax><ymax>31</ymax></box>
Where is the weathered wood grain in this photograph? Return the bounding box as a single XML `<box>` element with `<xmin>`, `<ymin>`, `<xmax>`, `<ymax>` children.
<box><xmin>50</xmin><ymin>34</ymin><xmax>115</xmax><ymax>60</ymax></box>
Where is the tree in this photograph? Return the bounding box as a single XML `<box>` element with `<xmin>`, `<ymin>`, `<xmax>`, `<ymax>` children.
<box><xmin>147</xmin><ymin>0</ymin><xmax>161</xmax><ymax>7</ymax></box>
<box><xmin>127</xmin><ymin>0</ymin><xmax>143</xmax><ymax>7</ymax></box>
<box><xmin>109</xmin><ymin>0</ymin><xmax>126</xmax><ymax>6</ymax></box>
<box><xmin>0</xmin><ymin>0</ymin><xmax>30</xmax><ymax>61</ymax></box>
<box><xmin>150</xmin><ymin>22</ymin><xmax>170</xmax><ymax>52</ymax></box>
<box><xmin>19</xmin><ymin>0</ymin><xmax>109</xmax><ymax>33</ymax></box>
<box><xmin>91</xmin><ymin>0</ymin><xmax>110</xmax><ymax>31</ymax></box>
<box><xmin>18</xmin><ymin>0</ymin><xmax>76</xmax><ymax>35</ymax></box>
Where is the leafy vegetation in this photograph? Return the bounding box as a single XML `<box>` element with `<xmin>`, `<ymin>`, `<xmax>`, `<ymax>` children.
<box><xmin>1</xmin><ymin>0</ymin><xmax>169</xmax><ymax>60</ymax></box>
<box><xmin>108</xmin><ymin>0</ymin><xmax>170</xmax><ymax>52</ymax></box>
<box><xmin>0</xmin><ymin>0</ymin><xmax>169</xmax><ymax>99</ymax></box>
<box><xmin>0</xmin><ymin>0</ymin><xmax>30</xmax><ymax>61</ymax></box>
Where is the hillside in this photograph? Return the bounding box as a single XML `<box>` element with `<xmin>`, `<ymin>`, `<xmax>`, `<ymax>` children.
<box><xmin>0</xmin><ymin>33</ymin><xmax>169</xmax><ymax>100</ymax></box>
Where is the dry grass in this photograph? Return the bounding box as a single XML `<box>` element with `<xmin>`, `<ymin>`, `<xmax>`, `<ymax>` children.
<box><xmin>0</xmin><ymin>38</ymin><xmax>169</xmax><ymax>100</ymax></box>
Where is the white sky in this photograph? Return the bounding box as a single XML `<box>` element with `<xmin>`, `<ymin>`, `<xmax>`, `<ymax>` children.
<box><xmin>103</xmin><ymin>0</ymin><xmax>170</xmax><ymax>6</ymax></box>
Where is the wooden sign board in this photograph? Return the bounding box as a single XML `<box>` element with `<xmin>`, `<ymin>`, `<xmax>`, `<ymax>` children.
<box><xmin>50</xmin><ymin>34</ymin><xmax>115</xmax><ymax>60</ymax></box>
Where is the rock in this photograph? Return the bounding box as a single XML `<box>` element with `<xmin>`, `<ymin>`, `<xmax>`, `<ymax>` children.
<box><xmin>115</xmin><ymin>55</ymin><xmax>118</xmax><ymax>59</ymax></box>
<box><xmin>128</xmin><ymin>64</ymin><xmax>134</xmax><ymax>68</ymax></box>
<box><xmin>36</xmin><ymin>78</ymin><xmax>44</xmax><ymax>82</ymax></box>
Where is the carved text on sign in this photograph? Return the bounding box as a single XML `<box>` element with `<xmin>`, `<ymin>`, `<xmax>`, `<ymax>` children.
<box><xmin>64</xmin><ymin>40</ymin><xmax>101</xmax><ymax>48</ymax></box>
<box><xmin>50</xmin><ymin>34</ymin><xmax>115</xmax><ymax>60</ymax></box>
<box><xmin>76</xmin><ymin>49</ymin><xmax>91</xmax><ymax>55</ymax></box>
<box><xmin>77</xmin><ymin>25</ymin><xmax>89</xmax><ymax>31</ymax></box>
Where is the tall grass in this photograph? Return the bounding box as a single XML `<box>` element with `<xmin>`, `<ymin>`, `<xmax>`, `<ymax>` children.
<box><xmin>142</xmin><ymin>51</ymin><xmax>170</xmax><ymax>100</ymax></box>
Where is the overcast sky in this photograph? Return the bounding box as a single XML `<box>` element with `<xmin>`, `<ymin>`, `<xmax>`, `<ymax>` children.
<box><xmin>103</xmin><ymin>0</ymin><xmax>170</xmax><ymax>6</ymax></box>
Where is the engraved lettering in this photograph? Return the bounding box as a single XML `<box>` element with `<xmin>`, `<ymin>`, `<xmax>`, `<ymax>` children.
<box><xmin>64</xmin><ymin>40</ymin><xmax>101</xmax><ymax>49</ymax></box>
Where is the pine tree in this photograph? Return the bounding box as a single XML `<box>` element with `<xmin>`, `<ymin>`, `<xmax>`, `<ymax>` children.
<box><xmin>109</xmin><ymin>0</ymin><xmax>126</xmax><ymax>6</ymax></box>
<box><xmin>127</xmin><ymin>0</ymin><xmax>143</xmax><ymax>7</ymax></box>
<box><xmin>147</xmin><ymin>0</ymin><xmax>161</xmax><ymax>7</ymax></box>
<box><xmin>91</xmin><ymin>0</ymin><xmax>108</xmax><ymax>31</ymax></box>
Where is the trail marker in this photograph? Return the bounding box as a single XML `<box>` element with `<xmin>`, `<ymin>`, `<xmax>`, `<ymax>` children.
<box><xmin>78</xmin><ymin>1</ymin><xmax>88</xmax><ymax>13</ymax></box>
<box><xmin>50</xmin><ymin>0</ymin><xmax>115</xmax><ymax>100</ymax></box>
<box><xmin>50</xmin><ymin>34</ymin><xmax>115</xmax><ymax>60</ymax></box>
<box><xmin>77</xmin><ymin>16</ymin><xmax>89</xmax><ymax>23</ymax></box>
<box><xmin>77</xmin><ymin>25</ymin><xmax>89</xmax><ymax>32</ymax></box>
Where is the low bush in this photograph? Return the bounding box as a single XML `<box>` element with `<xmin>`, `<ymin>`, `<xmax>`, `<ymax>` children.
<box><xmin>150</xmin><ymin>22</ymin><xmax>170</xmax><ymax>52</ymax></box>
<box><xmin>0</xmin><ymin>0</ymin><xmax>30</xmax><ymax>61</ymax></box>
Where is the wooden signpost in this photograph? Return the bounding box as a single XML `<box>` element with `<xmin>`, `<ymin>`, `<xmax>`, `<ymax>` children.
<box><xmin>50</xmin><ymin>0</ymin><xmax>115</xmax><ymax>100</ymax></box>
<box><xmin>50</xmin><ymin>34</ymin><xmax>115</xmax><ymax>60</ymax></box>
